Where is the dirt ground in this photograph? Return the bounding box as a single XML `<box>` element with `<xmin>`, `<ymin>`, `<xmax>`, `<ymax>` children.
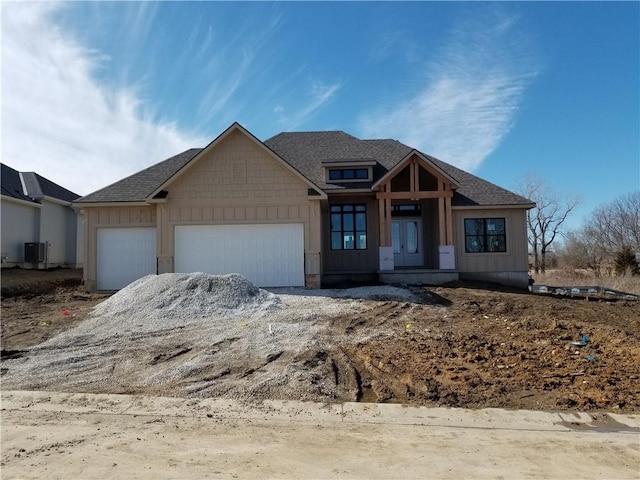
<box><xmin>2</xmin><ymin>391</ymin><xmax>638</xmax><ymax>480</ymax></box>
<box><xmin>1</xmin><ymin>268</ymin><xmax>639</xmax><ymax>412</ymax></box>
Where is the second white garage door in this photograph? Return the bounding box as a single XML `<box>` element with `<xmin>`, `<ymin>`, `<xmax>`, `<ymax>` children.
<box><xmin>174</xmin><ymin>224</ymin><xmax>304</xmax><ymax>287</ymax></box>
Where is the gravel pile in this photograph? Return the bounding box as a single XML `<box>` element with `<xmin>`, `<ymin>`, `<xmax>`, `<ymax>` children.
<box><xmin>2</xmin><ymin>274</ymin><xmax>424</xmax><ymax>402</ymax></box>
<box><xmin>93</xmin><ymin>273</ymin><xmax>281</xmax><ymax>320</ymax></box>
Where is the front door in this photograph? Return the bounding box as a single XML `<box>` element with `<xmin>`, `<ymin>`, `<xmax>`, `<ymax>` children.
<box><xmin>392</xmin><ymin>218</ymin><xmax>423</xmax><ymax>267</ymax></box>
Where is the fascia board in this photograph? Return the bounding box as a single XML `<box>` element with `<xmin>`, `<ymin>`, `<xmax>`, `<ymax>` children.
<box><xmin>1</xmin><ymin>194</ymin><xmax>42</xmax><ymax>208</ymax></box>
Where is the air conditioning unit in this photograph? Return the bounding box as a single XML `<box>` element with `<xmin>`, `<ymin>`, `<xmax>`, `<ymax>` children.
<box><xmin>24</xmin><ymin>242</ymin><xmax>46</xmax><ymax>262</ymax></box>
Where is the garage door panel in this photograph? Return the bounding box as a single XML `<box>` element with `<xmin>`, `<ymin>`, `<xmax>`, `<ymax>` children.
<box><xmin>97</xmin><ymin>228</ymin><xmax>156</xmax><ymax>290</ymax></box>
<box><xmin>175</xmin><ymin>224</ymin><xmax>304</xmax><ymax>287</ymax></box>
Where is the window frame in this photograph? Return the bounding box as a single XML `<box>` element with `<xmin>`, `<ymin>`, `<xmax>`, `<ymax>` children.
<box><xmin>464</xmin><ymin>217</ymin><xmax>507</xmax><ymax>253</ymax></box>
<box><xmin>330</xmin><ymin>204</ymin><xmax>368</xmax><ymax>251</ymax></box>
<box><xmin>327</xmin><ymin>168</ymin><xmax>371</xmax><ymax>182</ymax></box>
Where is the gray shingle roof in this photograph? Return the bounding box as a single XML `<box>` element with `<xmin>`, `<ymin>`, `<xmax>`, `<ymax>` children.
<box><xmin>21</xmin><ymin>172</ymin><xmax>80</xmax><ymax>203</ymax></box>
<box><xmin>267</xmin><ymin>133</ymin><xmax>533</xmax><ymax>207</ymax></box>
<box><xmin>264</xmin><ymin>131</ymin><xmax>381</xmax><ymax>191</ymax></box>
<box><xmin>75</xmin><ymin>128</ymin><xmax>532</xmax><ymax>207</ymax></box>
<box><xmin>1</xmin><ymin>163</ymin><xmax>80</xmax><ymax>204</ymax></box>
<box><xmin>76</xmin><ymin>149</ymin><xmax>202</xmax><ymax>203</ymax></box>
<box><xmin>1</xmin><ymin>164</ymin><xmax>35</xmax><ymax>203</ymax></box>
<box><xmin>364</xmin><ymin>139</ymin><xmax>532</xmax><ymax>207</ymax></box>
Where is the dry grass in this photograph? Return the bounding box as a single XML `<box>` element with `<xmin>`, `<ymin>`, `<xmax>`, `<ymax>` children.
<box><xmin>532</xmin><ymin>269</ymin><xmax>640</xmax><ymax>295</ymax></box>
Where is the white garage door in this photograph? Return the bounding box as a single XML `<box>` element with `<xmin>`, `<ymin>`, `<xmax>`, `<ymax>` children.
<box><xmin>175</xmin><ymin>224</ymin><xmax>304</xmax><ymax>287</ymax></box>
<box><xmin>97</xmin><ymin>227</ymin><xmax>157</xmax><ymax>290</ymax></box>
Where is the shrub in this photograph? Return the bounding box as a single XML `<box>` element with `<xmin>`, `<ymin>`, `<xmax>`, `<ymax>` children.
<box><xmin>614</xmin><ymin>245</ymin><xmax>640</xmax><ymax>276</ymax></box>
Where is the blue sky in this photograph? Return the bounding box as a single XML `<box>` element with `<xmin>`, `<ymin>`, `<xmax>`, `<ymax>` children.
<box><xmin>2</xmin><ymin>1</ymin><xmax>638</xmax><ymax>230</ymax></box>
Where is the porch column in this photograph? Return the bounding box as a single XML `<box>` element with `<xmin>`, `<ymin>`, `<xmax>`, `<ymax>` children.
<box><xmin>445</xmin><ymin>196</ymin><xmax>453</xmax><ymax>245</ymax></box>
<box><xmin>378</xmin><ymin>182</ymin><xmax>394</xmax><ymax>270</ymax></box>
<box><xmin>438</xmin><ymin>181</ymin><xmax>446</xmax><ymax>245</ymax></box>
<box><xmin>437</xmin><ymin>181</ymin><xmax>456</xmax><ymax>269</ymax></box>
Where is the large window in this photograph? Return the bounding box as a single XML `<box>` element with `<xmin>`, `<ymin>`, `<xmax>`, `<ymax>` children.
<box><xmin>331</xmin><ymin>204</ymin><xmax>367</xmax><ymax>250</ymax></box>
<box><xmin>464</xmin><ymin>218</ymin><xmax>506</xmax><ymax>253</ymax></box>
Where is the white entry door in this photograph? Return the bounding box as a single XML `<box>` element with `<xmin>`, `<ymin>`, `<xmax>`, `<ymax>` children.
<box><xmin>392</xmin><ymin>218</ymin><xmax>423</xmax><ymax>267</ymax></box>
<box><xmin>97</xmin><ymin>227</ymin><xmax>157</xmax><ymax>290</ymax></box>
<box><xmin>174</xmin><ymin>223</ymin><xmax>304</xmax><ymax>287</ymax></box>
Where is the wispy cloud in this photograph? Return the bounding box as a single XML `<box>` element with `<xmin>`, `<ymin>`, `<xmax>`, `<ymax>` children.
<box><xmin>274</xmin><ymin>79</ymin><xmax>342</xmax><ymax>131</ymax></box>
<box><xmin>359</xmin><ymin>8</ymin><xmax>539</xmax><ymax>171</ymax></box>
<box><xmin>190</xmin><ymin>7</ymin><xmax>285</xmax><ymax>129</ymax></box>
<box><xmin>1</xmin><ymin>3</ymin><xmax>206</xmax><ymax>196</ymax></box>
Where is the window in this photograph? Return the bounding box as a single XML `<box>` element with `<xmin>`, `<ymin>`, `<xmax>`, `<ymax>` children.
<box><xmin>328</xmin><ymin>168</ymin><xmax>369</xmax><ymax>181</ymax></box>
<box><xmin>464</xmin><ymin>218</ymin><xmax>506</xmax><ymax>253</ymax></box>
<box><xmin>391</xmin><ymin>204</ymin><xmax>421</xmax><ymax>216</ymax></box>
<box><xmin>331</xmin><ymin>204</ymin><xmax>367</xmax><ymax>250</ymax></box>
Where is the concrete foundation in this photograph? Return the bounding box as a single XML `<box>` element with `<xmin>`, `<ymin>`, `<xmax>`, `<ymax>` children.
<box><xmin>378</xmin><ymin>269</ymin><xmax>459</xmax><ymax>285</ymax></box>
<box><xmin>459</xmin><ymin>271</ymin><xmax>530</xmax><ymax>289</ymax></box>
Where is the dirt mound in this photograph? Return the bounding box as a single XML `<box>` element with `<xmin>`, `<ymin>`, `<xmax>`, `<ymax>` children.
<box><xmin>2</xmin><ymin>275</ymin><xmax>639</xmax><ymax>412</ymax></box>
<box><xmin>93</xmin><ymin>273</ymin><xmax>281</xmax><ymax>320</ymax></box>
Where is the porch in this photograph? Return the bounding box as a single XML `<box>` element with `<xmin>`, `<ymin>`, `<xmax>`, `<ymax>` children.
<box><xmin>375</xmin><ymin>151</ymin><xmax>458</xmax><ymax>273</ymax></box>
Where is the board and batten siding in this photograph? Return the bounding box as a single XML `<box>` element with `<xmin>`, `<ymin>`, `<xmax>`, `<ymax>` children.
<box><xmin>156</xmin><ymin>129</ymin><xmax>322</xmax><ymax>285</ymax></box>
<box><xmin>452</xmin><ymin>208</ymin><xmax>529</xmax><ymax>287</ymax></box>
<box><xmin>83</xmin><ymin>206</ymin><xmax>157</xmax><ymax>291</ymax></box>
<box><xmin>322</xmin><ymin>195</ymin><xmax>379</xmax><ymax>273</ymax></box>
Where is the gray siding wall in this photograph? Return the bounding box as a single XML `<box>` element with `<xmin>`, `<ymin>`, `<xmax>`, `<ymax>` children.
<box><xmin>40</xmin><ymin>200</ymin><xmax>78</xmax><ymax>266</ymax></box>
<box><xmin>1</xmin><ymin>198</ymin><xmax>79</xmax><ymax>267</ymax></box>
<box><xmin>1</xmin><ymin>200</ymin><xmax>38</xmax><ymax>264</ymax></box>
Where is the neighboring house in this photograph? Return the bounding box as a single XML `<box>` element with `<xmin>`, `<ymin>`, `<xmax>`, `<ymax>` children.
<box><xmin>1</xmin><ymin>163</ymin><xmax>83</xmax><ymax>268</ymax></box>
<box><xmin>74</xmin><ymin>122</ymin><xmax>534</xmax><ymax>292</ymax></box>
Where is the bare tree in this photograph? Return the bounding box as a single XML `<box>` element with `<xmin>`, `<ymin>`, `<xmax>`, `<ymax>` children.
<box><xmin>559</xmin><ymin>191</ymin><xmax>640</xmax><ymax>276</ymax></box>
<box><xmin>559</xmin><ymin>229</ymin><xmax>607</xmax><ymax>276</ymax></box>
<box><xmin>517</xmin><ymin>175</ymin><xmax>580</xmax><ymax>274</ymax></box>
<box><xmin>587</xmin><ymin>191</ymin><xmax>640</xmax><ymax>253</ymax></box>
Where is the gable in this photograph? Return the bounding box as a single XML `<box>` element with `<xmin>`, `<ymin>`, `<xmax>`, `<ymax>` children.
<box><xmin>372</xmin><ymin>151</ymin><xmax>460</xmax><ymax>192</ymax></box>
<box><xmin>166</xmin><ymin>128</ymin><xmax>315</xmax><ymax>204</ymax></box>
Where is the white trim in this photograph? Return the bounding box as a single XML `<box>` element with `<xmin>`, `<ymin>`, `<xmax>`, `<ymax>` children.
<box><xmin>42</xmin><ymin>195</ymin><xmax>72</xmax><ymax>207</ymax></box>
<box><xmin>0</xmin><ymin>194</ymin><xmax>41</xmax><ymax>208</ymax></box>
<box><xmin>18</xmin><ymin>172</ymin><xmax>29</xmax><ymax>196</ymax></box>
<box><xmin>72</xmin><ymin>201</ymin><xmax>151</xmax><ymax>208</ymax></box>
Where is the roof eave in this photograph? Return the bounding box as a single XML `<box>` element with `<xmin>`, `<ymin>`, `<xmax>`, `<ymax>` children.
<box><xmin>324</xmin><ymin>188</ymin><xmax>376</xmax><ymax>195</ymax></box>
<box><xmin>72</xmin><ymin>201</ymin><xmax>151</xmax><ymax>208</ymax></box>
<box><xmin>42</xmin><ymin>195</ymin><xmax>74</xmax><ymax>206</ymax></box>
<box><xmin>451</xmin><ymin>203</ymin><xmax>536</xmax><ymax>210</ymax></box>
<box><xmin>1</xmin><ymin>194</ymin><xmax>42</xmax><ymax>208</ymax></box>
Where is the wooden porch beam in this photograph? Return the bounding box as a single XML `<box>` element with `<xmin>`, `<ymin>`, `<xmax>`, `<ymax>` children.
<box><xmin>385</xmin><ymin>184</ymin><xmax>392</xmax><ymax>246</ymax></box>
<box><xmin>376</xmin><ymin>190</ymin><xmax>453</xmax><ymax>200</ymax></box>
<box><xmin>409</xmin><ymin>160</ymin><xmax>416</xmax><ymax>193</ymax></box>
<box><xmin>439</xmin><ymin>197</ymin><xmax>446</xmax><ymax>245</ymax></box>
<box><xmin>445</xmin><ymin>196</ymin><xmax>453</xmax><ymax>245</ymax></box>
<box><xmin>378</xmin><ymin>190</ymin><xmax>386</xmax><ymax>246</ymax></box>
